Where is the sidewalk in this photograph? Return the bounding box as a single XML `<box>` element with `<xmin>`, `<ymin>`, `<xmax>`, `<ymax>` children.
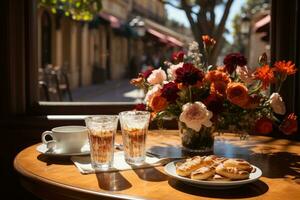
<box><xmin>70</xmin><ymin>79</ymin><xmax>145</xmax><ymax>102</ymax></box>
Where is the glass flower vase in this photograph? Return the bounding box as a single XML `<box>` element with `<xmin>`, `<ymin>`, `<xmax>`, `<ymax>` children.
<box><xmin>178</xmin><ymin>122</ymin><xmax>214</xmax><ymax>153</ymax></box>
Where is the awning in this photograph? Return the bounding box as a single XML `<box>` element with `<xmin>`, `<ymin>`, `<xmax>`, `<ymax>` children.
<box><xmin>167</xmin><ymin>36</ymin><xmax>184</xmax><ymax>47</ymax></box>
<box><xmin>99</xmin><ymin>12</ymin><xmax>121</xmax><ymax>29</ymax></box>
<box><xmin>147</xmin><ymin>28</ymin><xmax>183</xmax><ymax>47</ymax></box>
<box><xmin>147</xmin><ymin>28</ymin><xmax>168</xmax><ymax>43</ymax></box>
<box><xmin>255</xmin><ymin>15</ymin><xmax>270</xmax><ymax>30</ymax></box>
<box><xmin>144</xmin><ymin>18</ymin><xmax>190</xmax><ymax>47</ymax></box>
<box><xmin>254</xmin><ymin>14</ymin><xmax>270</xmax><ymax>42</ymax></box>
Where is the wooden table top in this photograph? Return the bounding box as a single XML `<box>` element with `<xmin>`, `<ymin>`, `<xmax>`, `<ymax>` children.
<box><xmin>14</xmin><ymin>130</ymin><xmax>300</xmax><ymax>200</ymax></box>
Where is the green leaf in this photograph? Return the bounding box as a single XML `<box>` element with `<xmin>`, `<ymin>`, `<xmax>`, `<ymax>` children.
<box><xmin>51</xmin><ymin>7</ymin><xmax>57</xmax><ymax>13</ymax></box>
<box><xmin>39</xmin><ymin>0</ymin><xmax>102</xmax><ymax>22</ymax></box>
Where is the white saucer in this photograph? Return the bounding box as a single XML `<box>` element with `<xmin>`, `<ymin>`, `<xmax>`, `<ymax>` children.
<box><xmin>36</xmin><ymin>143</ymin><xmax>90</xmax><ymax>156</ymax></box>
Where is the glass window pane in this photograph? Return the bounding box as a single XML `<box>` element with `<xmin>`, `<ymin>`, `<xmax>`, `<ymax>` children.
<box><xmin>36</xmin><ymin>0</ymin><xmax>270</xmax><ymax>103</ymax></box>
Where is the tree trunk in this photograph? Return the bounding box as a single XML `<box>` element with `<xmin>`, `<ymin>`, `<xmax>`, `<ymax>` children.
<box><xmin>182</xmin><ymin>0</ymin><xmax>234</xmax><ymax>65</ymax></box>
<box><xmin>210</xmin><ymin>37</ymin><xmax>225</xmax><ymax>65</ymax></box>
<box><xmin>164</xmin><ymin>0</ymin><xmax>234</xmax><ymax>65</ymax></box>
<box><xmin>209</xmin><ymin>0</ymin><xmax>234</xmax><ymax>65</ymax></box>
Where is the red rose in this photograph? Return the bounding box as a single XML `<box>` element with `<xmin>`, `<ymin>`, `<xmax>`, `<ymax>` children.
<box><xmin>255</xmin><ymin>118</ymin><xmax>273</xmax><ymax>134</ymax></box>
<box><xmin>223</xmin><ymin>53</ymin><xmax>247</xmax><ymax>74</ymax></box>
<box><xmin>172</xmin><ymin>51</ymin><xmax>184</xmax><ymax>63</ymax></box>
<box><xmin>203</xmin><ymin>94</ymin><xmax>224</xmax><ymax>115</ymax></box>
<box><xmin>134</xmin><ymin>103</ymin><xmax>146</xmax><ymax>111</ymax></box>
<box><xmin>175</xmin><ymin>63</ymin><xmax>204</xmax><ymax>86</ymax></box>
<box><xmin>161</xmin><ymin>82</ymin><xmax>179</xmax><ymax>103</ymax></box>
<box><xmin>279</xmin><ymin>113</ymin><xmax>298</xmax><ymax>135</ymax></box>
<box><xmin>142</xmin><ymin>67</ymin><xmax>154</xmax><ymax>79</ymax></box>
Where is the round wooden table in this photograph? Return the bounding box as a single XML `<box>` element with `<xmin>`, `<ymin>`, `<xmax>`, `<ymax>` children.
<box><xmin>14</xmin><ymin>130</ymin><xmax>300</xmax><ymax>200</ymax></box>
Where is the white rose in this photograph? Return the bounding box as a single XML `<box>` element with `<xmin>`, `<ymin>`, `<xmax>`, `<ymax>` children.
<box><xmin>236</xmin><ymin>66</ymin><xmax>254</xmax><ymax>84</ymax></box>
<box><xmin>179</xmin><ymin>101</ymin><xmax>213</xmax><ymax>132</ymax></box>
<box><xmin>269</xmin><ymin>93</ymin><xmax>286</xmax><ymax>115</ymax></box>
<box><xmin>167</xmin><ymin>62</ymin><xmax>183</xmax><ymax>80</ymax></box>
<box><xmin>147</xmin><ymin>68</ymin><xmax>166</xmax><ymax>85</ymax></box>
<box><xmin>145</xmin><ymin>84</ymin><xmax>162</xmax><ymax>103</ymax></box>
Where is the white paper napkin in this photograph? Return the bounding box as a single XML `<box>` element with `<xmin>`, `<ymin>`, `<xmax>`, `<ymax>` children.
<box><xmin>71</xmin><ymin>151</ymin><xmax>172</xmax><ymax>174</ymax></box>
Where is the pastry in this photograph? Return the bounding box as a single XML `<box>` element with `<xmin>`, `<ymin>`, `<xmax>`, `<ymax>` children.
<box><xmin>176</xmin><ymin>156</ymin><xmax>206</xmax><ymax>177</ymax></box>
<box><xmin>175</xmin><ymin>155</ymin><xmax>253</xmax><ymax>181</ymax></box>
<box><xmin>208</xmin><ymin>174</ymin><xmax>231</xmax><ymax>181</ymax></box>
<box><xmin>223</xmin><ymin>159</ymin><xmax>253</xmax><ymax>172</ymax></box>
<box><xmin>191</xmin><ymin>166</ymin><xmax>215</xmax><ymax>180</ymax></box>
<box><xmin>212</xmin><ymin>157</ymin><xmax>228</xmax><ymax>167</ymax></box>
<box><xmin>203</xmin><ymin>155</ymin><xmax>219</xmax><ymax>166</ymax></box>
<box><xmin>215</xmin><ymin>164</ymin><xmax>250</xmax><ymax>180</ymax></box>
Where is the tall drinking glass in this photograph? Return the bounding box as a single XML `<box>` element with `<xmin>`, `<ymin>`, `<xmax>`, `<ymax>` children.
<box><xmin>85</xmin><ymin>115</ymin><xmax>118</xmax><ymax>170</ymax></box>
<box><xmin>119</xmin><ymin>111</ymin><xmax>150</xmax><ymax>165</ymax></box>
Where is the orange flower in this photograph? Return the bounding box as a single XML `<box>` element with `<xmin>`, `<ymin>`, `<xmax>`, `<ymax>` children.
<box><xmin>279</xmin><ymin>113</ymin><xmax>298</xmax><ymax>135</ymax></box>
<box><xmin>130</xmin><ymin>75</ymin><xmax>143</xmax><ymax>87</ymax></box>
<box><xmin>243</xmin><ymin>94</ymin><xmax>261</xmax><ymax>109</ymax></box>
<box><xmin>205</xmin><ymin>70</ymin><xmax>231</xmax><ymax>96</ymax></box>
<box><xmin>149</xmin><ymin>94</ymin><xmax>168</xmax><ymax>112</ymax></box>
<box><xmin>254</xmin><ymin>65</ymin><xmax>275</xmax><ymax>89</ymax></box>
<box><xmin>274</xmin><ymin>60</ymin><xmax>297</xmax><ymax>75</ymax></box>
<box><xmin>226</xmin><ymin>82</ymin><xmax>249</xmax><ymax>108</ymax></box>
<box><xmin>150</xmin><ymin>112</ymin><xmax>157</xmax><ymax>121</ymax></box>
<box><xmin>205</xmin><ymin>70</ymin><xmax>231</xmax><ymax>83</ymax></box>
<box><xmin>202</xmin><ymin>35</ymin><xmax>216</xmax><ymax>47</ymax></box>
<box><xmin>217</xmin><ymin>66</ymin><xmax>227</xmax><ymax>72</ymax></box>
<box><xmin>210</xmin><ymin>81</ymin><xmax>228</xmax><ymax>96</ymax></box>
<box><xmin>255</xmin><ymin>118</ymin><xmax>273</xmax><ymax>135</ymax></box>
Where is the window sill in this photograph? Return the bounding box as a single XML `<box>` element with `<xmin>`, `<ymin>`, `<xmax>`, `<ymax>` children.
<box><xmin>29</xmin><ymin>101</ymin><xmax>136</xmax><ymax>115</ymax></box>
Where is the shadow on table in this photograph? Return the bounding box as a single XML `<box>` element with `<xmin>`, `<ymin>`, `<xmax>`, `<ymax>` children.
<box><xmin>247</xmin><ymin>151</ymin><xmax>300</xmax><ymax>180</ymax></box>
<box><xmin>214</xmin><ymin>139</ymin><xmax>300</xmax><ymax>181</ymax></box>
<box><xmin>133</xmin><ymin>167</ymin><xmax>168</xmax><ymax>182</ymax></box>
<box><xmin>168</xmin><ymin>179</ymin><xmax>269</xmax><ymax>199</ymax></box>
<box><xmin>96</xmin><ymin>172</ymin><xmax>132</xmax><ymax>191</ymax></box>
<box><xmin>37</xmin><ymin>154</ymin><xmax>73</xmax><ymax>166</ymax></box>
<box><xmin>148</xmin><ymin>145</ymin><xmax>183</xmax><ymax>159</ymax></box>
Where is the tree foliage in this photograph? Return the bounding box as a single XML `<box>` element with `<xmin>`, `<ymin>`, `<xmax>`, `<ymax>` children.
<box><xmin>39</xmin><ymin>0</ymin><xmax>102</xmax><ymax>21</ymax></box>
<box><xmin>163</xmin><ymin>0</ymin><xmax>234</xmax><ymax>65</ymax></box>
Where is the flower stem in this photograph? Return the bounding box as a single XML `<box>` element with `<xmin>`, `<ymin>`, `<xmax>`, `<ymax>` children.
<box><xmin>249</xmin><ymin>82</ymin><xmax>262</xmax><ymax>95</ymax></box>
<box><xmin>189</xmin><ymin>86</ymin><xmax>193</xmax><ymax>102</ymax></box>
<box><xmin>276</xmin><ymin>74</ymin><xmax>287</xmax><ymax>93</ymax></box>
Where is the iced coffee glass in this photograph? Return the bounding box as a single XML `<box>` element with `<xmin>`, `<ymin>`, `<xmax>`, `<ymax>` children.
<box><xmin>119</xmin><ymin>111</ymin><xmax>150</xmax><ymax>165</ymax></box>
<box><xmin>85</xmin><ymin>115</ymin><xmax>118</xmax><ymax>170</ymax></box>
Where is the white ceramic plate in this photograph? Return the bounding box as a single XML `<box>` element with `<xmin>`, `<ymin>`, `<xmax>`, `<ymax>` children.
<box><xmin>36</xmin><ymin>143</ymin><xmax>90</xmax><ymax>156</ymax></box>
<box><xmin>164</xmin><ymin>160</ymin><xmax>262</xmax><ymax>189</ymax></box>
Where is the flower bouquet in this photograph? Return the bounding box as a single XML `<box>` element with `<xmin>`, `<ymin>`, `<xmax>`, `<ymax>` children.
<box><xmin>131</xmin><ymin>35</ymin><xmax>298</xmax><ymax>152</ymax></box>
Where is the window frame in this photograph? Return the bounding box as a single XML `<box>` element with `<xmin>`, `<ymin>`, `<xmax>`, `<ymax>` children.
<box><xmin>24</xmin><ymin>0</ymin><xmax>299</xmax><ymax>117</ymax></box>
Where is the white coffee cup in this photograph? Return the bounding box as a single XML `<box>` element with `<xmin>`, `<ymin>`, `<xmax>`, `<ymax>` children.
<box><xmin>41</xmin><ymin>126</ymin><xmax>89</xmax><ymax>153</ymax></box>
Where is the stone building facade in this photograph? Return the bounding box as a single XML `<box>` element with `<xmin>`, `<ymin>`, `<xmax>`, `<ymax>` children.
<box><xmin>37</xmin><ymin>0</ymin><xmax>189</xmax><ymax>89</ymax></box>
<box><xmin>248</xmin><ymin>11</ymin><xmax>271</xmax><ymax>68</ymax></box>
